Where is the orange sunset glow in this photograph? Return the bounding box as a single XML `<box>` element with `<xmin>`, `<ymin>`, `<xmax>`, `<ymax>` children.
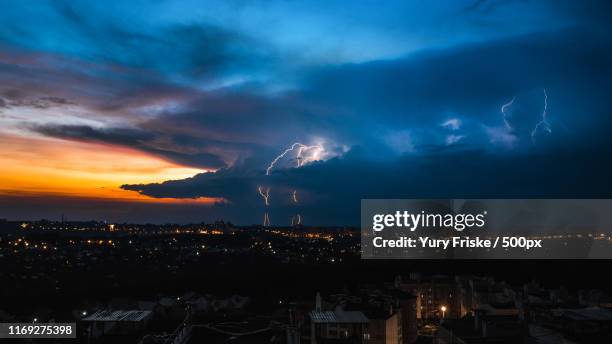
<box><xmin>0</xmin><ymin>133</ymin><xmax>221</xmax><ymax>204</ymax></box>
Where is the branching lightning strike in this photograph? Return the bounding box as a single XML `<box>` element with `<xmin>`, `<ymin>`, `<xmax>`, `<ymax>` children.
<box><xmin>266</xmin><ymin>142</ymin><xmax>322</xmax><ymax>175</ymax></box>
<box><xmin>501</xmin><ymin>89</ymin><xmax>551</xmax><ymax>144</ymax></box>
<box><xmin>531</xmin><ymin>88</ymin><xmax>551</xmax><ymax>144</ymax></box>
<box><xmin>258</xmin><ymin>186</ymin><xmax>270</xmax><ymax>206</ymax></box>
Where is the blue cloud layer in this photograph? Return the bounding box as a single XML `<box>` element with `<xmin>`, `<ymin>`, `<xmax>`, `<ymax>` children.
<box><xmin>1</xmin><ymin>0</ymin><xmax>612</xmax><ymax>223</ymax></box>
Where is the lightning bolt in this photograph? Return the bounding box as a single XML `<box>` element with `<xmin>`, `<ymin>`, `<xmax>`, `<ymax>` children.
<box><xmin>266</xmin><ymin>143</ymin><xmax>302</xmax><ymax>175</ymax></box>
<box><xmin>258</xmin><ymin>186</ymin><xmax>270</xmax><ymax>226</ymax></box>
<box><xmin>296</xmin><ymin>144</ymin><xmax>322</xmax><ymax>167</ymax></box>
<box><xmin>296</xmin><ymin>147</ymin><xmax>306</xmax><ymax>167</ymax></box>
<box><xmin>291</xmin><ymin>190</ymin><xmax>301</xmax><ymax>226</ymax></box>
<box><xmin>266</xmin><ymin>142</ymin><xmax>323</xmax><ymax>175</ymax></box>
<box><xmin>261</xmin><ymin>142</ymin><xmax>323</xmax><ymax>227</ymax></box>
<box><xmin>501</xmin><ymin>96</ymin><xmax>516</xmax><ymax>130</ymax></box>
<box><xmin>291</xmin><ymin>214</ymin><xmax>301</xmax><ymax>226</ymax></box>
<box><xmin>292</xmin><ymin>190</ymin><xmax>298</xmax><ymax>203</ymax></box>
<box><xmin>531</xmin><ymin>88</ymin><xmax>551</xmax><ymax>144</ymax></box>
<box><xmin>258</xmin><ymin>186</ymin><xmax>270</xmax><ymax>206</ymax></box>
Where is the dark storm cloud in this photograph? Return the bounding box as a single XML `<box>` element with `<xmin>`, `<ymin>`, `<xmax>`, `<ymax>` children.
<box><xmin>0</xmin><ymin>2</ymin><xmax>288</xmax><ymax>170</ymax></box>
<box><xmin>1</xmin><ymin>1</ymin><xmax>275</xmax><ymax>82</ymax></box>
<box><xmin>12</xmin><ymin>25</ymin><xmax>612</xmax><ymax>176</ymax></box>
<box><xmin>2</xmin><ymin>0</ymin><xmax>612</xmax><ymax>224</ymax></box>
<box><xmin>122</xmin><ymin>145</ymin><xmax>612</xmax><ymax>225</ymax></box>
<box><xmin>144</xmin><ymin>88</ymin><xmax>335</xmax><ymax>147</ymax></box>
<box><xmin>119</xmin><ymin>25</ymin><xmax>612</xmax><ymax>225</ymax></box>
<box><xmin>302</xmin><ymin>28</ymin><xmax>612</xmax><ymax>147</ymax></box>
<box><xmin>0</xmin><ymin>48</ymin><xmax>194</xmax><ymax>114</ymax></box>
<box><xmin>0</xmin><ymin>3</ymin><xmax>278</xmax><ymax>117</ymax></box>
<box><xmin>117</xmin><ymin>27</ymin><xmax>612</xmax><ymax>166</ymax></box>
<box><xmin>7</xmin><ymin>96</ymin><xmax>74</xmax><ymax>109</ymax></box>
<box><xmin>3</xmin><ymin>4</ymin><xmax>609</xmax><ymax>166</ymax></box>
<box><xmin>30</xmin><ymin>124</ymin><xmax>228</xmax><ymax>169</ymax></box>
<box><xmin>122</xmin><ymin>168</ymin><xmax>253</xmax><ymax>200</ymax></box>
<box><xmin>32</xmin><ymin>124</ymin><xmax>153</xmax><ymax>145</ymax></box>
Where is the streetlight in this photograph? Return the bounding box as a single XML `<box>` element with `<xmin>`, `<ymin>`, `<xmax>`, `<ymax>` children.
<box><xmin>440</xmin><ymin>306</ymin><xmax>447</xmax><ymax>319</ymax></box>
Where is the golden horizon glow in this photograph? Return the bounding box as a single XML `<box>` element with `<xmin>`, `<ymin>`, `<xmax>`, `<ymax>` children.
<box><xmin>0</xmin><ymin>133</ymin><xmax>222</xmax><ymax>204</ymax></box>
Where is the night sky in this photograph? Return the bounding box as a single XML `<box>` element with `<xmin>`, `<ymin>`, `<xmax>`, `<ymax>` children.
<box><xmin>1</xmin><ymin>0</ymin><xmax>612</xmax><ymax>225</ymax></box>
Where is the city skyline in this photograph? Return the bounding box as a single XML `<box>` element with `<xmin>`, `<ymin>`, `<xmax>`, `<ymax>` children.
<box><xmin>1</xmin><ymin>1</ymin><xmax>612</xmax><ymax>224</ymax></box>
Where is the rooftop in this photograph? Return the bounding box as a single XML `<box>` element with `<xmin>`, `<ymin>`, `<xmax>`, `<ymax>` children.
<box><xmin>559</xmin><ymin>307</ymin><xmax>612</xmax><ymax>321</ymax></box>
<box><xmin>310</xmin><ymin>310</ymin><xmax>368</xmax><ymax>324</ymax></box>
<box><xmin>83</xmin><ymin>310</ymin><xmax>152</xmax><ymax>322</ymax></box>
